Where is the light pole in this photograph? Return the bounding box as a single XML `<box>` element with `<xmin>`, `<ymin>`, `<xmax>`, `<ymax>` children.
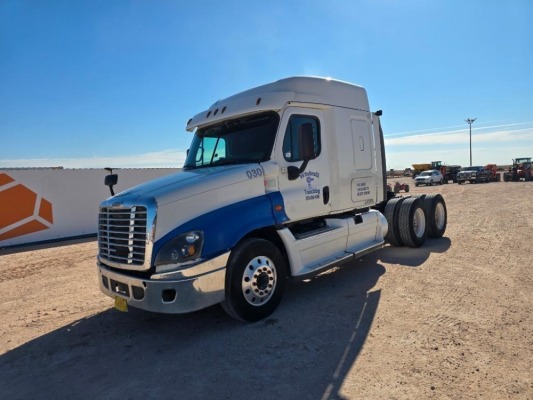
<box><xmin>465</xmin><ymin>118</ymin><xmax>476</xmax><ymax>166</ymax></box>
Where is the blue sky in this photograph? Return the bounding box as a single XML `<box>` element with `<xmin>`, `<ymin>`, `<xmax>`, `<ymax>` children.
<box><xmin>1</xmin><ymin>0</ymin><xmax>532</xmax><ymax>170</ymax></box>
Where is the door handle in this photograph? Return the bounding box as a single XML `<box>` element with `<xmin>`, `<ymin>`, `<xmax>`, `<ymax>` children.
<box><xmin>323</xmin><ymin>186</ymin><xmax>330</xmax><ymax>205</ymax></box>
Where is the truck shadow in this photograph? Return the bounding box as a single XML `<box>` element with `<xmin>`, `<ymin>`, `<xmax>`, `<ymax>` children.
<box><xmin>0</xmin><ymin>241</ymin><xmax>447</xmax><ymax>400</ymax></box>
<box><xmin>378</xmin><ymin>237</ymin><xmax>451</xmax><ymax>267</ymax></box>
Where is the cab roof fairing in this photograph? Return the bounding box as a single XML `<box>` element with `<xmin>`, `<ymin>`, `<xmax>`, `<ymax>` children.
<box><xmin>185</xmin><ymin>76</ymin><xmax>370</xmax><ymax>132</ymax></box>
<box><xmin>186</xmin><ymin>91</ymin><xmax>292</xmax><ymax>132</ymax></box>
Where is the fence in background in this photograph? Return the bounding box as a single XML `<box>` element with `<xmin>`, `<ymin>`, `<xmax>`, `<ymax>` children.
<box><xmin>0</xmin><ymin>168</ymin><xmax>179</xmax><ymax>247</ymax></box>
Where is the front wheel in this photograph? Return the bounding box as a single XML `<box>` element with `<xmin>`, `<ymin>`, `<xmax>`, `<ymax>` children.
<box><xmin>222</xmin><ymin>238</ymin><xmax>286</xmax><ymax>322</ymax></box>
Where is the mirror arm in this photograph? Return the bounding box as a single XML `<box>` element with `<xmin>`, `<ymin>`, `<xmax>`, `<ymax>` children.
<box><xmin>288</xmin><ymin>160</ymin><xmax>309</xmax><ymax>181</ymax></box>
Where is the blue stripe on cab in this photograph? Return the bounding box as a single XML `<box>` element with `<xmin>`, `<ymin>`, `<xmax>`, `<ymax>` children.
<box><xmin>152</xmin><ymin>192</ymin><xmax>288</xmax><ymax>265</ymax></box>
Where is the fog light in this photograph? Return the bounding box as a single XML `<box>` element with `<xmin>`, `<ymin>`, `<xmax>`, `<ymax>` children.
<box><xmin>162</xmin><ymin>289</ymin><xmax>176</xmax><ymax>303</ymax></box>
<box><xmin>132</xmin><ymin>285</ymin><xmax>145</xmax><ymax>300</ymax></box>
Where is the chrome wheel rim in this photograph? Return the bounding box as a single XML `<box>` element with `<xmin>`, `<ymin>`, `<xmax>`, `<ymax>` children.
<box><xmin>413</xmin><ymin>208</ymin><xmax>426</xmax><ymax>238</ymax></box>
<box><xmin>242</xmin><ymin>256</ymin><xmax>277</xmax><ymax>306</ymax></box>
<box><xmin>435</xmin><ymin>202</ymin><xmax>445</xmax><ymax>230</ymax></box>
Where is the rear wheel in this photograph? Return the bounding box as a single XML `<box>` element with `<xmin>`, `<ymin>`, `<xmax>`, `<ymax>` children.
<box><xmin>384</xmin><ymin>197</ymin><xmax>406</xmax><ymax>246</ymax></box>
<box><xmin>423</xmin><ymin>194</ymin><xmax>447</xmax><ymax>238</ymax></box>
<box><xmin>222</xmin><ymin>238</ymin><xmax>286</xmax><ymax>322</ymax></box>
<box><xmin>398</xmin><ymin>197</ymin><xmax>427</xmax><ymax>248</ymax></box>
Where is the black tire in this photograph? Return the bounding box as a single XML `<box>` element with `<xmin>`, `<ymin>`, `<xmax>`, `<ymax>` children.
<box><xmin>384</xmin><ymin>197</ymin><xmax>406</xmax><ymax>247</ymax></box>
<box><xmin>405</xmin><ymin>185</ymin><xmax>410</xmax><ymax>193</ymax></box>
<box><xmin>423</xmin><ymin>194</ymin><xmax>447</xmax><ymax>238</ymax></box>
<box><xmin>398</xmin><ymin>197</ymin><xmax>427</xmax><ymax>248</ymax></box>
<box><xmin>222</xmin><ymin>238</ymin><xmax>286</xmax><ymax>322</ymax></box>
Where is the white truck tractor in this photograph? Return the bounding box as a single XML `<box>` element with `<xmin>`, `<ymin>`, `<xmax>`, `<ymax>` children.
<box><xmin>97</xmin><ymin>77</ymin><xmax>447</xmax><ymax>322</ymax></box>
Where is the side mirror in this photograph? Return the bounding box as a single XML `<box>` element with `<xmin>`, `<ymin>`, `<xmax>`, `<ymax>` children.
<box><xmin>104</xmin><ymin>168</ymin><xmax>118</xmax><ymax>196</ymax></box>
<box><xmin>288</xmin><ymin>123</ymin><xmax>316</xmax><ymax>180</ymax></box>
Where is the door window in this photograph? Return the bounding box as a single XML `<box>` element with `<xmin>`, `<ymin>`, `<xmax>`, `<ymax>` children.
<box><xmin>282</xmin><ymin>115</ymin><xmax>321</xmax><ymax>162</ymax></box>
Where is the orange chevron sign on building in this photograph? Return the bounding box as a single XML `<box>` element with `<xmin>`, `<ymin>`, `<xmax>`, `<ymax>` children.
<box><xmin>0</xmin><ymin>173</ymin><xmax>54</xmax><ymax>241</ymax></box>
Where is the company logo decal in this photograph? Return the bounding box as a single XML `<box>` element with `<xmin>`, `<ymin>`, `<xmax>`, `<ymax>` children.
<box><xmin>0</xmin><ymin>173</ymin><xmax>54</xmax><ymax>241</ymax></box>
<box><xmin>300</xmin><ymin>171</ymin><xmax>321</xmax><ymax>201</ymax></box>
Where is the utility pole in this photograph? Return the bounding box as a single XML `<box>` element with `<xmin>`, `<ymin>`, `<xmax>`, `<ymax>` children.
<box><xmin>465</xmin><ymin>118</ymin><xmax>476</xmax><ymax>166</ymax></box>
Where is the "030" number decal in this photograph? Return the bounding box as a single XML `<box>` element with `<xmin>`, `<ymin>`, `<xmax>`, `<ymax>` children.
<box><xmin>246</xmin><ymin>168</ymin><xmax>263</xmax><ymax>179</ymax></box>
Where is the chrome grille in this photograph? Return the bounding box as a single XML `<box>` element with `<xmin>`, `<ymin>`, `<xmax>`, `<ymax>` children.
<box><xmin>98</xmin><ymin>206</ymin><xmax>148</xmax><ymax>266</ymax></box>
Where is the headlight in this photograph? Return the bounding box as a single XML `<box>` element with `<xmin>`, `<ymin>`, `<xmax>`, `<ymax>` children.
<box><xmin>154</xmin><ymin>230</ymin><xmax>204</xmax><ymax>268</ymax></box>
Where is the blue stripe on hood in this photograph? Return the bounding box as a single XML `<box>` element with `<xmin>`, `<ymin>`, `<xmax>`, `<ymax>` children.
<box><xmin>152</xmin><ymin>192</ymin><xmax>288</xmax><ymax>265</ymax></box>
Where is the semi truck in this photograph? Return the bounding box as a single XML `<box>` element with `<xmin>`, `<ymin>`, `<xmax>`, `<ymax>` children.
<box><xmin>97</xmin><ymin>77</ymin><xmax>447</xmax><ymax>322</ymax></box>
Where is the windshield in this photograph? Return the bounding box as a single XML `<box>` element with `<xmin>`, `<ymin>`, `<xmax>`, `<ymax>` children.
<box><xmin>183</xmin><ymin>112</ymin><xmax>280</xmax><ymax>170</ymax></box>
<box><xmin>420</xmin><ymin>171</ymin><xmax>432</xmax><ymax>176</ymax></box>
<box><xmin>461</xmin><ymin>166</ymin><xmax>481</xmax><ymax>171</ymax></box>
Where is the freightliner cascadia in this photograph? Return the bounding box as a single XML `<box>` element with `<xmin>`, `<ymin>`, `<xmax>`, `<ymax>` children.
<box><xmin>97</xmin><ymin>77</ymin><xmax>447</xmax><ymax>321</ymax></box>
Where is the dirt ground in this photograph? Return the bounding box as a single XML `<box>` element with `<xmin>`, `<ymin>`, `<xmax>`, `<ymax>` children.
<box><xmin>0</xmin><ymin>179</ymin><xmax>532</xmax><ymax>400</ymax></box>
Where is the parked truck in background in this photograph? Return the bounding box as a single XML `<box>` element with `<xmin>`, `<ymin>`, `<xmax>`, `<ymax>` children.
<box><xmin>503</xmin><ymin>158</ymin><xmax>532</xmax><ymax>182</ymax></box>
<box><xmin>484</xmin><ymin>164</ymin><xmax>501</xmax><ymax>182</ymax></box>
<box><xmin>456</xmin><ymin>166</ymin><xmax>492</xmax><ymax>184</ymax></box>
<box><xmin>96</xmin><ymin>77</ymin><xmax>447</xmax><ymax>322</ymax></box>
<box><xmin>440</xmin><ymin>164</ymin><xmax>462</xmax><ymax>184</ymax></box>
<box><xmin>411</xmin><ymin>162</ymin><xmax>434</xmax><ymax>178</ymax></box>
<box><xmin>411</xmin><ymin>161</ymin><xmax>458</xmax><ymax>181</ymax></box>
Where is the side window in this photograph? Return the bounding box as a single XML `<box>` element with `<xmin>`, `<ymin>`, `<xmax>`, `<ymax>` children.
<box><xmin>282</xmin><ymin>115</ymin><xmax>321</xmax><ymax>162</ymax></box>
<box><xmin>196</xmin><ymin>136</ymin><xmax>226</xmax><ymax>166</ymax></box>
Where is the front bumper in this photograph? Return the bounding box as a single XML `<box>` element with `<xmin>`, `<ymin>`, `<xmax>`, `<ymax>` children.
<box><xmin>97</xmin><ymin>252</ymin><xmax>229</xmax><ymax>314</ymax></box>
<box><xmin>457</xmin><ymin>175</ymin><xmax>474</xmax><ymax>182</ymax></box>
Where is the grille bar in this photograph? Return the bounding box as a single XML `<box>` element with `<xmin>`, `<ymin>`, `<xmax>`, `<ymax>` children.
<box><xmin>98</xmin><ymin>206</ymin><xmax>148</xmax><ymax>267</ymax></box>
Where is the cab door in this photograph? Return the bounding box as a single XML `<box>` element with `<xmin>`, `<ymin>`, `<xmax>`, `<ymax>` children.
<box><xmin>275</xmin><ymin>107</ymin><xmax>331</xmax><ymax>222</ymax></box>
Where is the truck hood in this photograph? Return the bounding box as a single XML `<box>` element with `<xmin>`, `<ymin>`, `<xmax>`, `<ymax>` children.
<box><xmin>111</xmin><ymin>164</ymin><xmax>264</xmax><ymax>207</ymax></box>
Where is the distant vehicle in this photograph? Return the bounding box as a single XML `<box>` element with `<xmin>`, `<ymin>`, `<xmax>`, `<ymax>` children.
<box><xmin>440</xmin><ymin>165</ymin><xmax>462</xmax><ymax>184</ymax></box>
<box><xmin>503</xmin><ymin>157</ymin><xmax>532</xmax><ymax>182</ymax></box>
<box><xmin>456</xmin><ymin>166</ymin><xmax>492</xmax><ymax>184</ymax></box>
<box><xmin>387</xmin><ymin>181</ymin><xmax>410</xmax><ymax>193</ymax></box>
<box><xmin>411</xmin><ymin>161</ymin><xmax>441</xmax><ymax>178</ymax></box>
<box><xmin>415</xmin><ymin>170</ymin><xmax>443</xmax><ymax>186</ymax></box>
<box><xmin>403</xmin><ymin>168</ymin><xmax>413</xmax><ymax>177</ymax></box>
<box><xmin>484</xmin><ymin>164</ymin><xmax>501</xmax><ymax>182</ymax></box>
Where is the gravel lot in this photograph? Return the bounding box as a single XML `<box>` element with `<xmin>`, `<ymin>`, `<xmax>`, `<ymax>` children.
<box><xmin>0</xmin><ymin>179</ymin><xmax>532</xmax><ymax>400</ymax></box>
